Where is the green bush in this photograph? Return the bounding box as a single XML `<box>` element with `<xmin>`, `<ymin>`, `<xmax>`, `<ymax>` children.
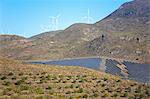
<box><xmin>66</xmin><ymin>91</ymin><xmax>71</xmax><ymax>94</ymax></box>
<box><xmin>101</xmin><ymin>84</ymin><xmax>105</xmax><ymax>87</ymax></box>
<box><xmin>82</xmin><ymin>94</ymin><xmax>88</xmax><ymax>98</ymax></box>
<box><xmin>124</xmin><ymin>92</ymin><xmax>128</xmax><ymax>97</ymax></box>
<box><xmin>65</xmin><ymin>86</ymin><xmax>69</xmax><ymax>89</ymax></box>
<box><xmin>92</xmin><ymin>77</ymin><xmax>97</xmax><ymax>80</ymax></box>
<box><xmin>15</xmin><ymin>80</ymin><xmax>24</xmax><ymax>85</ymax></box>
<box><xmin>35</xmin><ymin>88</ymin><xmax>44</xmax><ymax>94</ymax></box>
<box><xmin>46</xmin><ymin>75</ymin><xmax>51</xmax><ymax>80</ymax></box>
<box><xmin>125</xmin><ymin>87</ymin><xmax>131</xmax><ymax>92</ymax></box>
<box><xmin>128</xmin><ymin>96</ymin><xmax>133</xmax><ymax>99</ymax></box>
<box><xmin>113</xmin><ymin>93</ymin><xmax>118</xmax><ymax>97</ymax></box>
<box><xmin>77</xmin><ymin>88</ymin><xmax>83</xmax><ymax>93</ymax></box>
<box><xmin>41</xmin><ymin>72</ymin><xmax>47</xmax><ymax>75</ymax></box>
<box><xmin>8</xmin><ymin>72</ymin><xmax>14</xmax><ymax>76</ymax></box>
<box><xmin>23</xmin><ymin>76</ymin><xmax>28</xmax><ymax>79</ymax></box>
<box><xmin>103</xmin><ymin>77</ymin><xmax>108</xmax><ymax>81</ymax></box>
<box><xmin>70</xmin><ymin>84</ymin><xmax>73</xmax><ymax>88</ymax></box>
<box><xmin>62</xmin><ymin>81</ymin><xmax>66</xmax><ymax>83</ymax></box>
<box><xmin>67</xmin><ymin>75</ymin><xmax>72</xmax><ymax>79</ymax></box>
<box><xmin>52</xmin><ymin>76</ymin><xmax>57</xmax><ymax>80</ymax></box>
<box><xmin>93</xmin><ymin>93</ymin><xmax>99</xmax><ymax>97</ymax></box>
<box><xmin>46</xmin><ymin>86</ymin><xmax>52</xmax><ymax>90</ymax></box>
<box><xmin>79</xmin><ymin>79</ymin><xmax>84</xmax><ymax>83</ymax></box>
<box><xmin>58</xmin><ymin>75</ymin><xmax>64</xmax><ymax>78</ymax></box>
<box><xmin>75</xmin><ymin>85</ymin><xmax>80</xmax><ymax>88</ymax></box>
<box><xmin>20</xmin><ymin>84</ymin><xmax>30</xmax><ymax>91</ymax></box>
<box><xmin>2</xmin><ymin>81</ymin><xmax>11</xmax><ymax>86</ymax></box>
<box><xmin>28</xmin><ymin>73</ymin><xmax>32</xmax><ymax>76</ymax></box>
<box><xmin>96</xmin><ymin>80</ymin><xmax>101</xmax><ymax>83</ymax></box>
<box><xmin>69</xmin><ymin>96</ymin><xmax>74</xmax><ymax>99</ymax></box>
<box><xmin>12</xmin><ymin>76</ymin><xmax>16</xmax><ymax>80</ymax></box>
<box><xmin>72</xmin><ymin>80</ymin><xmax>76</xmax><ymax>83</ymax></box>
<box><xmin>121</xmin><ymin>92</ymin><xmax>128</xmax><ymax>97</ymax></box>
<box><xmin>139</xmin><ymin>93</ymin><xmax>144</xmax><ymax>98</ymax></box>
<box><xmin>38</xmin><ymin>80</ymin><xmax>44</xmax><ymax>84</ymax></box>
<box><xmin>1</xmin><ymin>76</ymin><xmax>7</xmax><ymax>80</ymax></box>
<box><xmin>102</xmin><ymin>93</ymin><xmax>108</xmax><ymax>98</ymax></box>
<box><xmin>2</xmin><ymin>88</ymin><xmax>12</xmax><ymax>95</ymax></box>
<box><xmin>19</xmin><ymin>73</ymin><xmax>23</xmax><ymax>76</ymax></box>
<box><xmin>116</xmin><ymin>79</ymin><xmax>121</xmax><ymax>82</ymax></box>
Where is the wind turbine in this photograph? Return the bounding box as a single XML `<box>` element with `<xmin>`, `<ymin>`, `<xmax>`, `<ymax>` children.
<box><xmin>50</xmin><ymin>14</ymin><xmax>61</xmax><ymax>30</ymax></box>
<box><xmin>23</xmin><ymin>32</ymin><xmax>26</xmax><ymax>37</ymax></box>
<box><xmin>82</xmin><ymin>9</ymin><xmax>93</xmax><ymax>23</ymax></box>
<box><xmin>6</xmin><ymin>30</ymin><xmax>10</xmax><ymax>34</ymax></box>
<box><xmin>40</xmin><ymin>25</ymin><xmax>50</xmax><ymax>32</ymax></box>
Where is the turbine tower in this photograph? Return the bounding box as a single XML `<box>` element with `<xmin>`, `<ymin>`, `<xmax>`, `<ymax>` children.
<box><xmin>40</xmin><ymin>25</ymin><xmax>50</xmax><ymax>32</ymax></box>
<box><xmin>82</xmin><ymin>9</ymin><xmax>93</xmax><ymax>23</ymax></box>
<box><xmin>23</xmin><ymin>32</ymin><xmax>26</xmax><ymax>37</ymax></box>
<box><xmin>6</xmin><ymin>30</ymin><xmax>10</xmax><ymax>34</ymax></box>
<box><xmin>50</xmin><ymin>14</ymin><xmax>61</xmax><ymax>30</ymax></box>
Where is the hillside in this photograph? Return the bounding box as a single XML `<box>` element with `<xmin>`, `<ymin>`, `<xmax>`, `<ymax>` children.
<box><xmin>0</xmin><ymin>0</ymin><xmax>149</xmax><ymax>63</ymax></box>
<box><xmin>0</xmin><ymin>58</ymin><xmax>149</xmax><ymax>98</ymax></box>
<box><xmin>67</xmin><ymin>0</ymin><xmax>150</xmax><ymax>63</ymax></box>
<box><xmin>0</xmin><ymin>23</ymin><xmax>101</xmax><ymax>60</ymax></box>
<box><xmin>0</xmin><ymin>35</ymin><xmax>25</xmax><ymax>41</ymax></box>
<box><xmin>92</xmin><ymin>0</ymin><xmax>150</xmax><ymax>63</ymax></box>
<box><xmin>0</xmin><ymin>35</ymin><xmax>34</xmax><ymax>59</ymax></box>
<box><xmin>29</xmin><ymin>30</ymin><xmax>63</xmax><ymax>40</ymax></box>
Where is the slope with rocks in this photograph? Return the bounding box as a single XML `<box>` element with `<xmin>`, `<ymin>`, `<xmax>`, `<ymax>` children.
<box><xmin>0</xmin><ymin>23</ymin><xmax>101</xmax><ymax>60</ymax></box>
<box><xmin>0</xmin><ymin>35</ymin><xmax>34</xmax><ymax>59</ymax></box>
<box><xmin>68</xmin><ymin>0</ymin><xmax>150</xmax><ymax>63</ymax></box>
<box><xmin>0</xmin><ymin>0</ymin><xmax>149</xmax><ymax>63</ymax></box>
<box><xmin>29</xmin><ymin>30</ymin><xmax>63</xmax><ymax>41</ymax></box>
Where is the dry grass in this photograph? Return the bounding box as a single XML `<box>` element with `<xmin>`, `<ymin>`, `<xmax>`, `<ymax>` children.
<box><xmin>0</xmin><ymin>58</ymin><xmax>149</xmax><ymax>99</ymax></box>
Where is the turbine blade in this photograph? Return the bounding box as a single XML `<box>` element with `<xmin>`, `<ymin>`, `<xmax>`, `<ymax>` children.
<box><xmin>82</xmin><ymin>16</ymin><xmax>88</xmax><ymax>19</ymax></box>
<box><xmin>89</xmin><ymin>17</ymin><xmax>93</xmax><ymax>20</ymax></box>
<box><xmin>56</xmin><ymin>14</ymin><xmax>61</xmax><ymax>18</ymax></box>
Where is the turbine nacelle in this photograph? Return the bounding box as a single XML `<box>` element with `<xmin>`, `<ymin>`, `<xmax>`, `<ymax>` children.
<box><xmin>50</xmin><ymin>14</ymin><xmax>61</xmax><ymax>30</ymax></box>
<box><xmin>82</xmin><ymin>9</ymin><xmax>93</xmax><ymax>23</ymax></box>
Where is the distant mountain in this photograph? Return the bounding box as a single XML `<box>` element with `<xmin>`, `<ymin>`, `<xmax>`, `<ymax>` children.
<box><xmin>0</xmin><ymin>35</ymin><xmax>32</xmax><ymax>59</ymax></box>
<box><xmin>67</xmin><ymin>0</ymin><xmax>150</xmax><ymax>63</ymax></box>
<box><xmin>0</xmin><ymin>35</ymin><xmax>25</xmax><ymax>41</ymax></box>
<box><xmin>0</xmin><ymin>0</ymin><xmax>149</xmax><ymax>63</ymax></box>
<box><xmin>50</xmin><ymin>23</ymin><xmax>100</xmax><ymax>44</ymax></box>
<box><xmin>29</xmin><ymin>30</ymin><xmax>63</xmax><ymax>40</ymax></box>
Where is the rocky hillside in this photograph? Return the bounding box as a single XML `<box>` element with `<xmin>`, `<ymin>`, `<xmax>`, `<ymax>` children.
<box><xmin>0</xmin><ymin>23</ymin><xmax>101</xmax><ymax>60</ymax></box>
<box><xmin>0</xmin><ymin>0</ymin><xmax>149</xmax><ymax>63</ymax></box>
<box><xmin>29</xmin><ymin>30</ymin><xmax>62</xmax><ymax>40</ymax></box>
<box><xmin>50</xmin><ymin>23</ymin><xmax>100</xmax><ymax>44</ymax></box>
<box><xmin>0</xmin><ymin>35</ymin><xmax>33</xmax><ymax>59</ymax></box>
<box><xmin>68</xmin><ymin>0</ymin><xmax>150</xmax><ymax>63</ymax></box>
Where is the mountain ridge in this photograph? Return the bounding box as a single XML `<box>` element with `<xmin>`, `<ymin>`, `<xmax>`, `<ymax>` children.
<box><xmin>0</xmin><ymin>0</ymin><xmax>149</xmax><ymax>63</ymax></box>
<box><xmin>65</xmin><ymin>0</ymin><xmax>150</xmax><ymax>63</ymax></box>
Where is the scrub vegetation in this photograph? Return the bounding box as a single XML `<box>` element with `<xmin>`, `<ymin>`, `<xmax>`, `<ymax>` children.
<box><xmin>0</xmin><ymin>58</ymin><xmax>149</xmax><ymax>99</ymax></box>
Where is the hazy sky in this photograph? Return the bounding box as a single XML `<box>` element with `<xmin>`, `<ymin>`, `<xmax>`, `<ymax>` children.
<box><xmin>0</xmin><ymin>0</ymin><xmax>132</xmax><ymax>37</ymax></box>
